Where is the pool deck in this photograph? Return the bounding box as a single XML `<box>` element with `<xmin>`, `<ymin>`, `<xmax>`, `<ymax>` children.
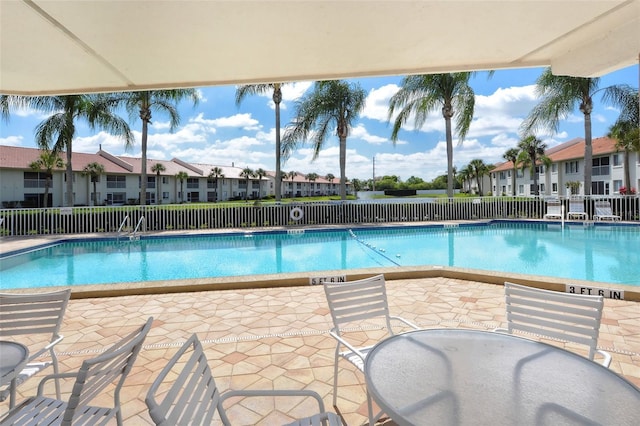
<box><xmin>1</xmin><ymin>227</ymin><xmax>639</xmax><ymax>424</ymax></box>
<box><xmin>1</xmin><ymin>277</ymin><xmax>639</xmax><ymax>425</ymax></box>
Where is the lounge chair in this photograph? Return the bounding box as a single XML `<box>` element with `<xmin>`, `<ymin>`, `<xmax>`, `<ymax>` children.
<box><xmin>0</xmin><ymin>289</ymin><xmax>71</xmax><ymax>408</ymax></box>
<box><xmin>543</xmin><ymin>199</ymin><xmax>563</xmax><ymax>220</ymax></box>
<box><xmin>495</xmin><ymin>282</ymin><xmax>611</xmax><ymax>367</ymax></box>
<box><xmin>567</xmin><ymin>198</ymin><xmax>588</xmax><ymax>220</ymax></box>
<box><xmin>593</xmin><ymin>200</ymin><xmax>621</xmax><ymax>221</ymax></box>
<box><xmin>146</xmin><ymin>333</ymin><xmax>341</xmax><ymax>426</ymax></box>
<box><xmin>323</xmin><ymin>274</ymin><xmax>420</xmax><ymax>425</ymax></box>
<box><xmin>1</xmin><ymin>317</ymin><xmax>153</xmax><ymax>426</ymax></box>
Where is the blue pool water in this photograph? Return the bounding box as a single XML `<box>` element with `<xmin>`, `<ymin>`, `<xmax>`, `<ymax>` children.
<box><xmin>1</xmin><ymin>222</ymin><xmax>639</xmax><ymax>289</ymax></box>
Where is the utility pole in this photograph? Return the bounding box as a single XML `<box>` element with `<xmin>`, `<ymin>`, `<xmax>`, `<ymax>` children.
<box><xmin>372</xmin><ymin>157</ymin><xmax>376</xmax><ymax>192</ymax></box>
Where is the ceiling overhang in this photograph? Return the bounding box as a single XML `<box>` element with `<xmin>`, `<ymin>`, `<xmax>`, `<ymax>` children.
<box><xmin>1</xmin><ymin>0</ymin><xmax>638</xmax><ymax>95</ymax></box>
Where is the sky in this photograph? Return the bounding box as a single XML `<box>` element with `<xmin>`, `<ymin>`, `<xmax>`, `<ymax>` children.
<box><xmin>1</xmin><ymin>65</ymin><xmax>638</xmax><ymax>183</ymax></box>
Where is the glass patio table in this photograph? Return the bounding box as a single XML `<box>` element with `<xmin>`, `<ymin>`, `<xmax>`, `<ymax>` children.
<box><xmin>0</xmin><ymin>340</ymin><xmax>29</xmax><ymax>409</ymax></box>
<box><xmin>364</xmin><ymin>329</ymin><xmax>640</xmax><ymax>425</ymax></box>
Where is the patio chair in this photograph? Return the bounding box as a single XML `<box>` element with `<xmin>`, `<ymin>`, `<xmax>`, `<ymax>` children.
<box><xmin>323</xmin><ymin>274</ymin><xmax>420</xmax><ymax>426</ymax></box>
<box><xmin>593</xmin><ymin>200</ymin><xmax>621</xmax><ymax>221</ymax></box>
<box><xmin>567</xmin><ymin>198</ymin><xmax>588</xmax><ymax>220</ymax></box>
<box><xmin>543</xmin><ymin>199</ymin><xmax>563</xmax><ymax>220</ymax></box>
<box><xmin>0</xmin><ymin>317</ymin><xmax>153</xmax><ymax>426</ymax></box>
<box><xmin>146</xmin><ymin>333</ymin><xmax>341</xmax><ymax>426</ymax></box>
<box><xmin>495</xmin><ymin>282</ymin><xmax>611</xmax><ymax>367</ymax></box>
<box><xmin>0</xmin><ymin>289</ymin><xmax>71</xmax><ymax>407</ymax></box>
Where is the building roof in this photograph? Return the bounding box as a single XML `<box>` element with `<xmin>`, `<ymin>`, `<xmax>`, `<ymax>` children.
<box><xmin>491</xmin><ymin>137</ymin><xmax>618</xmax><ymax>173</ymax></box>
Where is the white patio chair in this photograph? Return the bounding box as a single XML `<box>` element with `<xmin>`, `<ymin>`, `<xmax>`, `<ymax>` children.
<box><xmin>0</xmin><ymin>289</ymin><xmax>71</xmax><ymax>407</ymax></box>
<box><xmin>146</xmin><ymin>333</ymin><xmax>341</xmax><ymax>426</ymax></box>
<box><xmin>323</xmin><ymin>274</ymin><xmax>420</xmax><ymax>426</ymax></box>
<box><xmin>495</xmin><ymin>282</ymin><xmax>611</xmax><ymax>367</ymax></box>
<box><xmin>543</xmin><ymin>199</ymin><xmax>563</xmax><ymax>220</ymax></box>
<box><xmin>567</xmin><ymin>198</ymin><xmax>588</xmax><ymax>220</ymax></box>
<box><xmin>0</xmin><ymin>317</ymin><xmax>153</xmax><ymax>426</ymax></box>
<box><xmin>593</xmin><ymin>200</ymin><xmax>621</xmax><ymax>221</ymax></box>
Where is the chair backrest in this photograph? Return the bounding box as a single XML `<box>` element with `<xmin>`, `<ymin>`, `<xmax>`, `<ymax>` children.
<box><xmin>569</xmin><ymin>200</ymin><xmax>585</xmax><ymax>213</ymax></box>
<box><xmin>62</xmin><ymin>316</ymin><xmax>153</xmax><ymax>425</ymax></box>
<box><xmin>595</xmin><ymin>201</ymin><xmax>613</xmax><ymax>215</ymax></box>
<box><xmin>146</xmin><ymin>333</ymin><xmax>221</xmax><ymax>426</ymax></box>
<box><xmin>323</xmin><ymin>275</ymin><xmax>394</xmax><ymax>336</ymax></box>
<box><xmin>503</xmin><ymin>282</ymin><xmax>604</xmax><ymax>361</ymax></box>
<box><xmin>0</xmin><ymin>289</ymin><xmax>71</xmax><ymax>359</ymax></box>
<box><xmin>546</xmin><ymin>201</ymin><xmax>561</xmax><ymax>214</ymax></box>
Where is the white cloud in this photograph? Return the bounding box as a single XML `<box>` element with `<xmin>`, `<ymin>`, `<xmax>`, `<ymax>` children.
<box><xmin>350</xmin><ymin>124</ymin><xmax>389</xmax><ymax>145</ymax></box>
<box><xmin>190</xmin><ymin>112</ymin><xmax>260</xmax><ymax>130</ymax></box>
<box><xmin>0</xmin><ymin>135</ymin><xmax>24</xmax><ymax>146</ymax></box>
<box><xmin>362</xmin><ymin>84</ymin><xmax>399</xmax><ymax>122</ymax></box>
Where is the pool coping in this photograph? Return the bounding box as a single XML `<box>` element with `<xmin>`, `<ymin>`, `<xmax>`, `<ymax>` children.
<box><xmin>2</xmin><ymin>220</ymin><xmax>639</xmax><ymax>301</ymax></box>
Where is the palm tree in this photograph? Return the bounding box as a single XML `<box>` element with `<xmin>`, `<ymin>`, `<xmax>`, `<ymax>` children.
<box><xmin>388</xmin><ymin>73</ymin><xmax>479</xmax><ymax>199</ymax></box>
<box><xmin>119</xmin><ymin>90</ymin><xmax>199</xmax><ymax>205</ymax></box>
<box><xmin>458</xmin><ymin>164</ymin><xmax>473</xmax><ymax>193</ymax></box>
<box><xmin>175</xmin><ymin>171</ymin><xmax>188</xmax><ymax>203</ymax></box>
<box><xmin>306</xmin><ymin>172</ymin><xmax>319</xmax><ymax>196</ymax></box>
<box><xmin>608</xmin><ymin>85</ymin><xmax>640</xmax><ymax>192</ymax></box>
<box><xmin>81</xmin><ymin>162</ymin><xmax>105</xmax><ymax>206</ymax></box>
<box><xmin>208</xmin><ymin>166</ymin><xmax>224</xmax><ymax>202</ymax></box>
<box><xmin>240</xmin><ymin>167</ymin><xmax>255</xmax><ymax>200</ymax></box>
<box><xmin>517</xmin><ymin>135</ymin><xmax>550</xmax><ymax>196</ymax></box>
<box><xmin>28</xmin><ymin>150</ymin><xmax>64</xmax><ymax>208</ymax></box>
<box><xmin>287</xmin><ymin>171</ymin><xmax>297</xmax><ymax>197</ymax></box>
<box><xmin>253</xmin><ymin>168</ymin><xmax>267</xmax><ymax>199</ymax></box>
<box><xmin>30</xmin><ymin>95</ymin><xmax>133</xmax><ymax>207</ymax></box>
<box><xmin>325</xmin><ymin>173</ymin><xmax>335</xmax><ymax>195</ymax></box>
<box><xmin>521</xmin><ymin>68</ymin><xmax>631</xmax><ymax>195</ymax></box>
<box><xmin>151</xmin><ymin>163</ymin><xmax>166</xmax><ymax>205</ymax></box>
<box><xmin>503</xmin><ymin>148</ymin><xmax>520</xmax><ymax>196</ymax></box>
<box><xmin>282</xmin><ymin>80</ymin><xmax>366</xmax><ymax>200</ymax></box>
<box><xmin>468</xmin><ymin>159</ymin><xmax>489</xmax><ymax>196</ymax></box>
<box><xmin>236</xmin><ymin>83</ymin><xmax>288</xmax><ymax>202</ymax></box>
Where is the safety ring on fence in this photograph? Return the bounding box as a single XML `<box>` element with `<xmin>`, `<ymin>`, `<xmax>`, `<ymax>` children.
<box><xmin>290</xmin><ymin>207</ymin><xmax>304</xmax><ymax>221</ymax></box>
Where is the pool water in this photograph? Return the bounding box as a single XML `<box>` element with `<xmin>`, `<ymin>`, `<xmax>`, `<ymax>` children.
<box><xmin>1</xmin><ymin>222</ymin><xmax>639</xmax><ymax>289</ymax></box>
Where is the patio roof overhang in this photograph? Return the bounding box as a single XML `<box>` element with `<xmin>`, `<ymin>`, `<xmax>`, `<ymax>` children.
<box><xmin>1</xmin><ymin>0</ymin><xmax>639</xmax><ymax>96</ymax></box>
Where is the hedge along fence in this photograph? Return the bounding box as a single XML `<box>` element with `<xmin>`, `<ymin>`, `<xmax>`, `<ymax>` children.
<box><xmin>0</xmin><ymin>196</ymin><xmax>638</xmax><ymax>237</ymax></box>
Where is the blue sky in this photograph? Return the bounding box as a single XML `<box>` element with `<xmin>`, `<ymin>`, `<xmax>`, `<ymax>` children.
<box><xmin>1</xmin><ymin>65</ymin><xmax>637</xmax><ymax>182</ymax></box>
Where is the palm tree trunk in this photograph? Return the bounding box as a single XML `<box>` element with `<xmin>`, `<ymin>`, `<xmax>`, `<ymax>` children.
<box><xmin>156</xmin><ymin>172</ymin><xmax>161</xmax><ymax>205</ymax></box>
<box><xmin>140</xmin><ymin>119</ymin><xmax>148</xmax><ymax>205</ymax></box>
<box><xmin>44</xmin><ymin>175</ymin><xmax>51</xmax><ymax>208</ymax></box>
<box><xmin>92</xmin><ymin>180</ymin><xmax>97</xmax><ymax>206</ymax></box>
<box><xmin>624</xmin><ymin>149</ymin><xmax>631</xmax><ymax>190</ymax></box>
<box><xmin>274</xmin><ymin>86</ymin><xmax>282</xmax><ymax>202</ymax></box>
<box><xmin>444</xmin><ymin>116</ymin><xmax>454</xmax><ymax>198</ymax></box>
<box><xmin>65</xmin><ymin>145</ymin><xmax>73</xmax><ymax>207</ymax></box>
<box><xmin>511</xmin><ymin>168</ymin><xmax>516</xmax><ymax>196</ymax></box>
<box><xmin>583</xmin><ymin>113</ymin><xmax>593</xmax><ymax>196</ymax></box>
<box><xmin>339</xmin><ymin>136</ymin><xmax>347</xmax><ymax>200</ymax></box>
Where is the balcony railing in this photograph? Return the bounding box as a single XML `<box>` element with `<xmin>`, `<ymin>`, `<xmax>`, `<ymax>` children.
<box><xmin>0</xmin><ymin>196</ymin><xmax>638</xmax><ymax>237</ymax></box>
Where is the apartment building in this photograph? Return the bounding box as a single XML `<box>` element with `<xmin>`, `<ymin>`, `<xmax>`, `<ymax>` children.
<box><xmin>0</xmin><ymin>146</ymin><xmax>348</xmax><ymax>207</ymax></box>
<box><xmin>492</xmin><ymin>137</ymin><xmax>639</xmax><ymax>198</ymax></box>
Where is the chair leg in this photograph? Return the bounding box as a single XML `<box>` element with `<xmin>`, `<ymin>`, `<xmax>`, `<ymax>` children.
<box><xmin>332</xmin><ymin>353</ymin><xmax>340</xmax><ymax>407</ymax></box>
<box><xmin>367</xmin><ymin>391</ymin><xmax>375</xmax><ymax>426</ymax></box>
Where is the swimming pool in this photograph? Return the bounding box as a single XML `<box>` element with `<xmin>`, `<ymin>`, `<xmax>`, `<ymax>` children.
<box><xmin>1</xmin><ymin>221</ymin><xmax>639</xmax><ymax>289</ymax></box>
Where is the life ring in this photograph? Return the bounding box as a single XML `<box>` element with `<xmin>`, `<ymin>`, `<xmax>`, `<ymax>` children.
<box><xmin>290</xmin><ymin>207</ymin><xmax>304</xmax><ymax>221</ymax></box>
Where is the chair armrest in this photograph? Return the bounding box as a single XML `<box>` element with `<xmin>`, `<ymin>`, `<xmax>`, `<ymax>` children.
<box><xmin>28</xmin><ymin>335</ymin><xmax>64</xmax><ymax>362</ymax></box>
<box><xmin>328</xmin><ymin>330</ymin><xmax>366</xmax><ymax>360</ymax></box>
<box><xmin>389</xmin><ymin>315</ymin><xmax>420</xmax><ymax>331</ymax></box>
<box><xmin>493</xmin><ymin>327</ymin><xmax>508</xmax><ymax>333</ymax></box>
<box><xmin>596</xmin><ymin>349</ymin><xmax>612</xmax><ymax>368</ymax></box>
<box><xmin>36</xmin><ymin>372</ymin><xmax>77</xmax><ymax>396</ymax></box>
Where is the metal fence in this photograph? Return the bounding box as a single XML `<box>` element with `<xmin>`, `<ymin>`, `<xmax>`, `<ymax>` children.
<box><xmin>1</xmin><ymin>196</ymin><xmax>638</xmax><ymax>237</ymax></box>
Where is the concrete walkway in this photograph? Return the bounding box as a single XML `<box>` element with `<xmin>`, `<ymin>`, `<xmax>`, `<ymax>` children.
<box><xmin>1</xmin><ymin>277</ymin><xmax>639</xmax><ymax>425</ymax></box>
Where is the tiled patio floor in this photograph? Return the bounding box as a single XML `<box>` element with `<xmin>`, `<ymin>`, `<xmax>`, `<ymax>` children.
<box><xmin>1</xmin><ymin>277</ymin><xmax>639</xmax><ymax>425</ymax></box>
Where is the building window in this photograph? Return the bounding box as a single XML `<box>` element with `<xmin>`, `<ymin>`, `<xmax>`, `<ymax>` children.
<box><xmin>518</xmin><ymin>184</ymin><xmax>524</xmax><ymax>195</ymax></box>
<box><xmin>516</xmin><ymin>170</ymin><xmax>524</xmax><ymax>178</ymax></box>
<box><xmin>552</xmin><ymin>183</ymin><xmax>558</xmax><ymax>192</ymax></box>
<box><xmin>162</xmin><ymin>192</ymin><xmax>169</xmax><ymax>200</ymax></box>
<box><xmin>138</xmin><ymin>176</ymin><xmax>155</xmax><ymax>189</ymax></box>
<box><xmin>613</xmin><ymin>180</ymin><xmax>623</xmax><ymax>193</ymax></box>
<box><xmin>23</xmin><ymin>172</ymin><xmax>48</xmax><ymax>188</ymax></box>
<box><xmin>565</xmin><ymin>161</ymin><xmax>579</xmax><ymax>174</ymax></box>
<box><xmin>106</xmin><ymin>175</ymin><xmax>126</xmax><ymax>189</ymax></box>
<box><xmin>187</xmin><ymin>191</ymin><xmax>200</xmax><ymax>202</ymax></box>
<box><xmin>186</xmin><ymin>178</ymin><xmax>199</xmax><ymax>189</ymax></box>
<box><xmin>106</xmin><ymin>192</ymin><xmax>126</xmax><ymax>205</ymax></box>
<box><xmin>162</xmin><ymin>176</ymin><xmax>169</xmax><ymax>184</ymax></box>
<box><xmin>63</xmin><ymin>173</ymin><xmax>76</xmax><ymax>183</ymax></box>
<box><xmin>591</xmin><ymin>181</ymin><xmax>609</xmax><ymax>195</ymax></box>
<box><xmin>551</xmin><ymin>164</ymin><xmax>557</xmax><ymax>173</ymax></box>
<box><xmin>207</xmin><ymin>179</ymin><xmax>215</xmax><ymax>189</ymax></box>
<box><xmin>613</xmin><ymin>153</ymin><xmax>623</xmax><ymax>167</ymax></box>
<box><xmin>592</xmin><ymin>157</ymin><xmax>610</xmax><ymax>176</ymax></box>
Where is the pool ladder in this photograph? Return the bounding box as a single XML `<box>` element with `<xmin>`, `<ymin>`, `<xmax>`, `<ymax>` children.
<box><xmin>117</xmin><ymin>216</ymin><xmax>146</xmax><ymax>242</ymax></box>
